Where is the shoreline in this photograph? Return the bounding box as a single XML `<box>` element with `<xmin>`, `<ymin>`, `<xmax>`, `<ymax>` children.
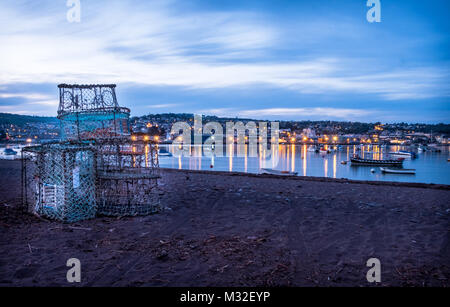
<box><xmin>160</xmin><ymin>167</ymin><xmax>450</xmax><ymax>191</ymax></box>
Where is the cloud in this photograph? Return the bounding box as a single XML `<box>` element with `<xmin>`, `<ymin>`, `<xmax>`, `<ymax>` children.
<box><xmin>0</xmin><ymin>93</ymin><xmax>53</xmax><ymax>100</ymax></box>
<box><xmin>151</xmin><ymin>103</ymin><xmax>181</xmax><ymax>108</ymax></box>
<box><xmin>0</xmin><ymin>0</ymin><xmax>448</xmax><ymax>104</ymax></box>
<box><xmin>198</xmin><ymin>107</ymin><xmax>376</xmax><ymax>121</ymax></box>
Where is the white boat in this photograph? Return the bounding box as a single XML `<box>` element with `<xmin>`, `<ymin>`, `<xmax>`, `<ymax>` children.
<box><xmin>389</xmin><ymin>151</ymin><xmax>412</xmax><ymax>156</ymax></box>
<box><xmin>158</xmin><ymin>148</ymin><xmax>172</xmax><ymax>157</ymax></box>
<box><xmin>260</xmin><ymin>168</ymin><xmax>298</xmax><ymax>176</ymax></box>
<box><xmin>380</xmin><ymin>167</ymin><xmax>416</xmax><ymax>174</ymax></box>
<box><xmin>158</xmin><ymin>152</ymin><xmax>172</xmax><ymax>157</ymax></box>
<box><xmin>307</xmin><ymin>146</ymin><xmax>316</xmax><ymax>152</ymax></box>
<box><xmin>0</xmin><ymin>147</ymin><xmax>22</xmax><ymax>160</ymax></box>
<box><xmin>388</xmin><ymin>151</ymin><xmax>417</xmax><ymax>158</ymax></box>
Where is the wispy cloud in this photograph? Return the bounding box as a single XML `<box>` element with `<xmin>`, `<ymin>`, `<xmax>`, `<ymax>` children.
<box><xmin>0</xmin><ymin>0</ymin><xmax>448</xmax><ymax>102</ymax></box>
<box><xmin>151</xmin><ymin>103</ymin><xmax>181</xmax><ymax>108</ymax></box>
<box><xmin>0</xmin><ymin>93</ymin><xmax>53</xmax><ymax>100</ymax></box>
<box><xmin>198</xmin><ymin>107</ymin><xmax>376</xmax><ymax>121</ymax></box>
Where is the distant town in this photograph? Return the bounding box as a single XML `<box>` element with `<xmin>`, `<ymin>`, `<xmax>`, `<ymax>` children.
<box><xmin>1</xmin><ymin>112</ymin><xmax>449</xmax><ymax>146</ymax></box>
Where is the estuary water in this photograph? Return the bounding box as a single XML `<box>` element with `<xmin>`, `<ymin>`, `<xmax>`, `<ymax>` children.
<box><xmin>158</xmin><ymin>144</ymin><xmax>450</xmax><ymax>185</ymax></box>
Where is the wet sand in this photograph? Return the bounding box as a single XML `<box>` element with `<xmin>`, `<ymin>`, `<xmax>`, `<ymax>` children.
<box><xmin>0</xmin><ymin>160</ymin><xmax>449</xmax><ymax>286</ymax></box>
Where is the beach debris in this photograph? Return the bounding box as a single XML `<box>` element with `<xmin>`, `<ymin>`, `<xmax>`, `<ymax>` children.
<box><xmin>156</xmin><ymin>250</ymin><xmax>169</xmax><ymax>261</ymax></box>
<box><xmin>68</xmin><ymin>226</ymin><xmax>92</xmax><ymax>231</ymax></box>
<box><xmin>217</xmin><ymin>264</ymin><xmax>229</xmax><ymax>273</ymax></box>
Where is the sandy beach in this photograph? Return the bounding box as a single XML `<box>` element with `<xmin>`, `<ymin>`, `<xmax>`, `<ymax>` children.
<box><xmin>0</xmin><ymin>159</ymin><xmax>448</xmax><ymax>286</ymax></box>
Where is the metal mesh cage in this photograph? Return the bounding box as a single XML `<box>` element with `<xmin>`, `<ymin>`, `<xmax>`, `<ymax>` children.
<box><xmin>95</xmin><ymin>138</ymin><xmax>161</xmax><ymax>216</ymax></box>
<box><xmin>21</xmin><ymin>84</ymin><xmax>162</xmax><ymax>222</ymax></box>
<box><xmin>57</xmin><ymin>84</ymin><xmax>131</xmax><ymax>141</ymax></box>
<box><xmin>22</xmin><ymin>142</ymin><xmax>97</xmax><ymax>222</ymax></box>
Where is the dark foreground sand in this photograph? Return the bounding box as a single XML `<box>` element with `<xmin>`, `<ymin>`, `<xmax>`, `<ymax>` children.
<box><xmin>0</xmin><ymin>160</ymin><xmax>449</xmax><ymax>286</ymax></box>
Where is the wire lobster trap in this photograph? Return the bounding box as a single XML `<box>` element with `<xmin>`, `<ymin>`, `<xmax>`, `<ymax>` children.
<box><xmin>58</xmin><ymin>84</ymin><xmax>131</xmax><ymax>141</ymax></box>
<box><xmin>95</xmin><ymin>138</ymin><xmax>162</xmax><ymax>216</ymax></box>
<box><xmin>21</xmin><ymin>142</ymin><xmax>97</xmax><ymax>222</ymax></box>
<box><xmin>21</xmin><ymin>84</ymin><xmax>162</xmax><ymax>222</ymax></box>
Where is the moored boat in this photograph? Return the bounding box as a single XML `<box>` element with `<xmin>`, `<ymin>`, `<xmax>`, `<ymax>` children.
<box><xmin>260</xmin><ymin>168</ymin><xmax>298</xmax><ymax>176</ymax></box>
<box><xmin>388</xmin><ymin>151</ymin><xmax>417</xmax><ymax>158</ymax></box>
<box><xmin>380</xmin><ymin>167</ymin><xmax>416</xmax><ymax>174</ymax></box>
<box><xmin>350</xmin><ymin>155</ymin><xmax>403</xmax><ymax>166</ymax></box>
<box><xmin>158</xmin><ymin>148</ymin><xmax>172</xmax><ymax>157</ymax></box>
<box><xmin>3</xmin><ymin>148</ymin><xmax>17</xmax><ymax>156</ymax></box>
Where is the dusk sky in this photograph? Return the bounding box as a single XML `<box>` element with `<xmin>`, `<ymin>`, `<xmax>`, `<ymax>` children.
<box><xmin>0</xmin><ymin>0</ymin><xmax>449</xmax><ymax>123</ymax></box>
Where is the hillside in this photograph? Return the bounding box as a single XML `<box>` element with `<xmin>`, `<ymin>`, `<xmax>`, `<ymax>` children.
<box><xmin>0</xmin><ymin>113</ymin><xmax>58</xmax><ymax>127</ymax></box>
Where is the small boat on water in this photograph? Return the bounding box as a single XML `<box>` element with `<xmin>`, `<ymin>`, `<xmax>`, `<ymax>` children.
<box><xmin>388</xmin><ymin>151</ymin><xmax>417</xmax><ymax>158</ymax></box>
<box><xmin>380</xmin><ymin>167</ymin><xmax>416</xmax><ymax>174</ymax></box>
<box><xmin>307</xmin><ymin>146</ymin><xmax>316</xmax><ymax>152</ymax></box>
<box><xmin>260</xmin><ymin>168</ymin><xmax>298</xmax><ymax>176</ymax></box>
<box><xmin>0</xmin><ymin>148</ymin><xmax>21</xmax><ymax>160</ymax></box>
<box><xmin>350</xmin><ymin>155</ymin><xmax>403</xmax><ymax>166</ymax></box>
<box><xmin>3</xmin><ymin>148</ymin><xmax>18</xmax><ymax>156</ymax></box>
<box><xmin>158</xmin><ymin>148</ymin><xmax>172</xmax><ymax>157</ymax></box>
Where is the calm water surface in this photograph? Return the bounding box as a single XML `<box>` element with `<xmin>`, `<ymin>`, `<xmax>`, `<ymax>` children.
<box><xmin>159</xmin><ymin>144</ymin><xmax>450</xmax><ymax>185</ymax></box>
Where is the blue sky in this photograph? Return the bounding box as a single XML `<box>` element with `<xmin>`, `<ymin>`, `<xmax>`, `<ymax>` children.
<box><xmin>0</xmin><ymin>0</ymin><xmax>449</xmax><ymax>123</ymax></box>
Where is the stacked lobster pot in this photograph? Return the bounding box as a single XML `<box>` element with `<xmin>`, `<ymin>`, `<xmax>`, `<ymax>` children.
<box><xmin>22</xmin><ymin>84</ymin><xmax>161</xmax><ymax>222</ymax></box>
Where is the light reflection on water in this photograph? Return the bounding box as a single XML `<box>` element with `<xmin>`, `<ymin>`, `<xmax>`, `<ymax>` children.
<box><xmin>158</xmin><ymin>144</ymin><xmax>450</xmax><ymax>185</ymax></box>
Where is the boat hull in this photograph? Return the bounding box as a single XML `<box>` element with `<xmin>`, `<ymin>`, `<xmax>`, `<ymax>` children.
<box><xmin>380</xmin><ymin>167</ymin><xmax>416</xmax><ymax>174</ymax></box>
<box><xmin>350</xmin><ymin>158</ymin><xmax>403</xmax><ymax>166</ymax></box>
<box><xmin>260</xmin><ymin>168</ymin><xmax>298</xmax><ymax>176</ymax></box>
